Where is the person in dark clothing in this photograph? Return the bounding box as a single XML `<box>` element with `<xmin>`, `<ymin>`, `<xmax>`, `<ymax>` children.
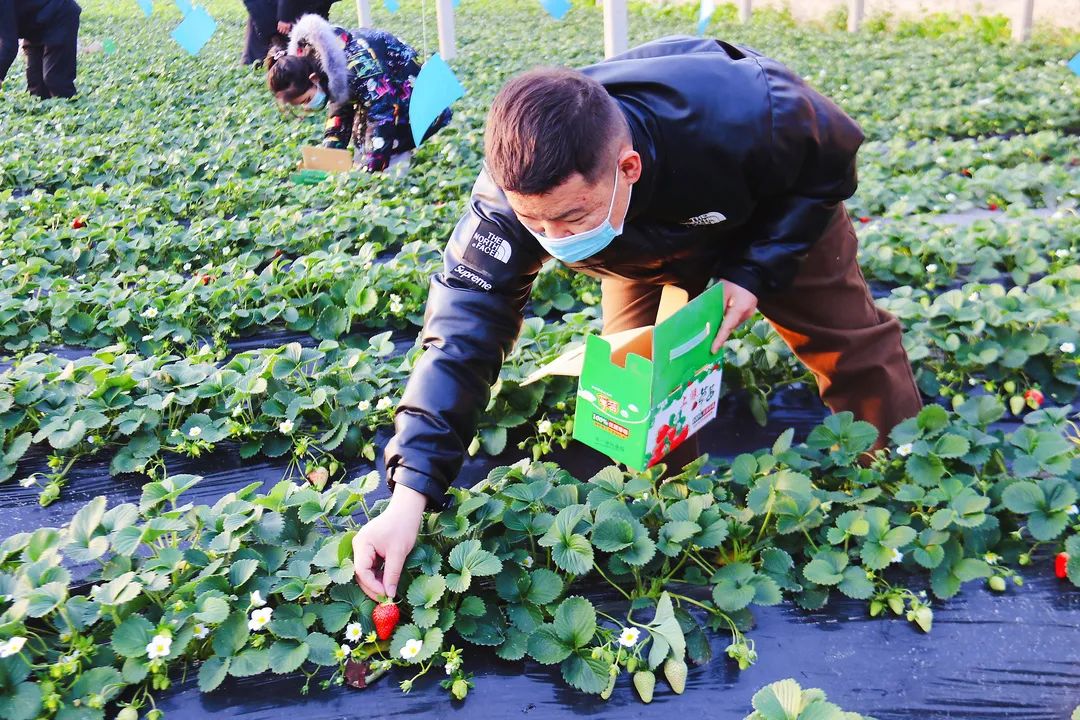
<box><xmin>349</xmin><ymin>36</ymin><xmax>924</xmax><ymax>602</ymax></box>
<box><xmin>266</xmin><ymin>14</ymin><xmax>451</xmax><ymax>172</ymax></box>
<box><xmin>0</xmin><ymin>0</ymin><xmax>81</xmax><ymax>98</ymax></box>
<box><xmin>240</xmin><ymin>0</ymin><xmax>335</xmax><ymax>66</ymax></box>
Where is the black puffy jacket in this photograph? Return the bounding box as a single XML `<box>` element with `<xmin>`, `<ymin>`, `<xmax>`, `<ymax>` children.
<box><xmin>385</xmin><ymin>35</ymin><xmax>864</xmax><ymax>506</ymax></box>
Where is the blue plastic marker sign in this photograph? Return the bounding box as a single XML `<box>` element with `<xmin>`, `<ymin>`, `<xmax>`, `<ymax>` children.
<box><xmin>409</xmin><ymin>54</ymin><xmax>464</xmax><ymax>147</ymax></box>
<box><xmin>540</xmin><ymin>0</ymin><xmax>570</xmax><ymax>20</ymax></box>
<box><xmin>697</xmin><ymin>0</ymin><xmax>714</xmax><ymax>35</ymax></box>
<box><xmin>136</xmin><ymin>0</ymin><xmax>153</xmax><ymax>16</ymax></box>
<box><xmin>1069</xmin><ymin>51</ymin><xmax>1080</xmax><ymax>77</ymax></box>
<box><xmin>171</xmin><ymin>6</ymin><xmax>216</xmax><ymax>55</ymax></box>
<box><xmin>175</xmin><ymin>0</ymin><xmax>192</xmax><ymax>15</ymax></box>
<box><xmin>384</xmin><ymin>0</ymin><xmax>399</xmax><ymax>11</ymax></box>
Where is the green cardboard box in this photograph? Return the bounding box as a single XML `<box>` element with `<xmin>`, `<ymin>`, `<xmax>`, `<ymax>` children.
<box><xmin>525</xmin><ymin>283</ymin><xmax>724</xmax><ymax>470</ymax></box>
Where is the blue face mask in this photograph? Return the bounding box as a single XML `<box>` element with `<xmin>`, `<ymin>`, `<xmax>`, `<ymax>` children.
<box><xmin>304</xmin><ymin>87</ymin><xmax>327</xmax><ymax>111</ymax></box>
<box><xmin>525</xmin><ymin>164</ymin><xmax>630</xmax><ymax>264</ymax></box>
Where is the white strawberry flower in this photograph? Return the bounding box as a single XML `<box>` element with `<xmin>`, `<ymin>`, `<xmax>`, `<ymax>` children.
<box><xmin>142</xmin><ymin>307</ymin><xmax>158</xmax><ymax>319</ymax></box>
<box><xmin>250</xmin><ymin>590</ymin><xmax>266</xmax><ymax>607</ymax></box>
<box><xmin>345</xmin><ymin>623</ymin><xmax>363</xmax><ymax>642</ymax></box>
<box><xmin>968</xmin><ymin>291</ymin><xmax>980</xmax><ymax>302</ymax></box>
<box><xmin>279</xmin><ymin>420</ymin><xmax>294</xmax><ymax>434</ymax></box>
<box><xmin>1055</xmin><ymin>248</ymin><xmax>1070</xmax><ymax>258</ymax></box>
<box><xmin>618</xmin><ymin>627</ymin><xmax>640</xmax><ymax>647</ymax></box>
<box><xmin>390</xmin><ymin>299</ymin><xmax>404</xmax><ymax>313</ymax></box>
<box><xmin>1061</xmin><ymin>342</ymin><xmax>1076</xmax><ymax>354</ymax></box>
<box><xmin>376</xmin><ymin>397</ymin><xmax>393</xmax><ymax>411</ymax></box>
<box><xmin>358</xmin><ymin>399</ymin><xmax>371</xmax><ymax>412</ymax></box>
<box><xmin>172</xmin><ymin>335</ymin><xmax>183</xmax><ymax>343</ymax></box>
<box><xmin>522</xmin><ymin>555</ymin><xmax>534</xmax><ymax>569</ymax></box>
<box><xmin>188</xmin><ymin>426</ymin><xmax>202</xmax><ymax>438</ymax></box>
<box><xmin>232</xmin><ymin>406</ymin><xmax>244</xmax><ymax>417</ymax></box>
<box><xmin>538</xmin><ymin>420</ymin><xmax>553</xmax><ymax>434</ymax></box>
<box><xmin>925</xmin><ymin>264</ymin><xmax>938</xmax><ymax>273</ymax></box>
<box><xmin>183</xmin><ymin>262</ymin><xmax>192</xmax><ymax>271</ymax></box>
<box><xmin>248</xmin><ymin>607</ymin><xmax>273</xmax><ymax>631</ymax></box>
<box><xmin>145</xmin><ymin>634</ymin><xmax>172</xmax><ymax>659</ymax></box>
<box><xmin>19</xmin><ymin>477</ymin><xmax>36</xmax><ymax>488</ymax></box>
<box><xmin>897</xmin><ymin>443</ymin><xmax>913</xmax><ymax>457</ymax></box>
<box><xmin>0</xmin><ymin>637</ymin><xmax>26</xmax><ymax>658</ymax></box>
<box><xmin>1068</xmin><ymin>504</ymin><xmax>1079</xmax><ymax>516</ymax></box>
<box><xmin>399</xmin><ymin>638</ymin><xmax>423</xmax><ymax>660</ymax></box>
<box><xmin>337</xmin><ymin>642</ymin><xmax>352</xmax><ymax>659</ymax></box>
<box><xmin>193</xmin><ymin>624</ymin><xmax>209</xmax><ymax>639</ymax></box>
<box><xmin>890</xmin><ymin>549</ymin><xmax>903</xmax><ymax>564</ymax></box>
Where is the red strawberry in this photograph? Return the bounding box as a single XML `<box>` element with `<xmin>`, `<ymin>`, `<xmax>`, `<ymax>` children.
<box><xmin>1056</xmin><ymin>552</ymin><xmax>1070</xmax><ymax>580</ymax></box>
<box><xmin>961</xmin><ymin>168</ymin><xmax>972</xmax><ymax>178</ymax></box>
<box><xmin>1024</xmin><ymin>388</ymin><xmax>1044</xmax><ymax>408</ymax></box>
<box><xmin>858</xmin><ymin>216</ymin><xmax>870</xmax><ymax>224</ymax></box>
<box><xmin>200</xmin><ymin>275</ymin><xmax>214</xmax><ymax>285</ymax></box>
<box><xmin>988</xmin><ymin>203</ymin><xmax>999</xmax><ymax>211</ymax></box>
<box><xmin>71</xmin><ymin>217</ymin><xmax>86</xmax><ymax>229</ymax></box>
<box><xmin>273</xmin><ymin>249</ymin><xmax>284</xmax><ymax>258</ymax></box>
<box><xmin>372</xmin><ymin>600</ymin><xmax>400</xmax><ymax>640</ymax></box>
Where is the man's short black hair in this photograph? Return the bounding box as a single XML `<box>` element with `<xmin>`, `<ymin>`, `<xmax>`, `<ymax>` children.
<box><xmin>484</xmin><ymin>67</ymin><xmax>625</xmax><ymax>195</ymax></box>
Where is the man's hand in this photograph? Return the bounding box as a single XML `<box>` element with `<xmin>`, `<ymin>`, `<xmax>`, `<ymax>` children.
<box><xmin>352</xmin><ymin>484</ymin><xmax>427</xmax><ymax>601</ymax></box>
<box><xmin>711</xmin><ymin>279</ymin><xmax>759</xmax><ymax>353</ymax></box>
<box><xmin>277</xmin><ymin>21</ymin><xmax>292</xmax><ymax>35</ymax></box>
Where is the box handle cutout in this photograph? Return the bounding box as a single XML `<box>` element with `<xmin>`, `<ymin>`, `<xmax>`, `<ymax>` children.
<box><xmin>669</xmin><ymin>323</ymin><xmax>710</xmax><ymax>361</ymax></box>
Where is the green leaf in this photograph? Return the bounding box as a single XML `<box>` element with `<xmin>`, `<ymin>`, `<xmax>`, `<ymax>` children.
<box><xmin>305</xmin><ymin>632</ymin><xmax>338</xmax><ymax>666</ymax></box>
<box><xmin>195</xmin><ymin>595</ymin><xmax>230</xmax><ymax>624</ymax></box>
<box><xmin>449</xmin><ymin>540</ymin><xmax>503</xmax><ymax>579</ymax></box>
<box><xmin>197</xmin><ymin>657</ymin><xmax>230</xmax><ymax>692</ymax></box>
<box><xmin>111</xmin><ymin>614</ymin><xmax>154</xmax><ymax>658</ymax></box>
<box><xmin>229</xmin><ymin>559</ymin><xmax>260</xmax><ymax>588</ymax></box>
<box><xmin>590</xmin><ymin>518</ymin><xmax>634</xmax><ymax>552</ymax></box>
<box><xmin>458</xmin><ymin>596</ymin><xmax>486</xmax><ymax>617</ymax></box>
<box><xmin>0</xmin><ymin>682</ymin><xmax>43</xmax><ymax>720</ymax></box>
<box><xmin>407</xmin><ymin>574</ymin><xmax>446</xmax><ymax>609</ymax></box>
<box><xmin>526</xmin><ymin>624</ymin><xmax>572</xmax><ymax>664</ymax></box>
<box><xmin>550</xmin><ymin>533</ymin><xmax>594</xmax><ymax>575</ymax></box>
<box><xmin>229</xmin><ymin>648</ymin><xmax>270</xmax><ymax>677</ymax></box>
<box><xmin>1001</xmin><ymin>481</ymin><xmax>1043</xmax><ymax>514</ymax></box>
<box><xmin>751</xmin><ymin>679</ymin><xmax>805</xmax><ymax>720</ymax></box>
<box><xmin>526</xmin><ymin>569</ymin><xmax>564</xmax><ymax>606</ymax></box>
<box><xmin>212</xmin><ymin>611</ymin><xmax>250</xmax><ymax>657</ymax></box>
<box><xmin>552</xmin><ymin>596</ymin><xmax>596</xmax><ymax>649</ymax></box>
<box><xmin>268</xmin><ymin>640</ymin><xmax>309</xmax><ymax>674</ymax></box>
<box><xmin>838</xmin><ymin>567</ymin><xmax>875</xmax><ymax>599</ymax></box>
<box><xmin>802</xmin><ymin>551</ymin><xmax>847</xmax><ymax>586</ymax></box>
<box><xmin>711</xmin><ymin>563</ymin><xmax>758</xmax><ymax>612</ymax></box>
<box><xmin>1027</xmin><ymin>511</ymin><xmax>1068</xmax><ymax>541</ymax></box>
<box><xmin>496</xmin><ymin>628</ymin><xmax>529</xmax><ymax>661</ymax></box>
<box><xmin>560</xmin><ymin>653</ymin><xmax>611</xmax><ymax>694</ymax></box>
<box><xmin>935</xmin><ymin>433</ymin><xmax>970</xmax><ymax>458</ymax></box>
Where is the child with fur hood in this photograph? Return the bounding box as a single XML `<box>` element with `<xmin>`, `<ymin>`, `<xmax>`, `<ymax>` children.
<box><xmin>267</xmin><ymin>14</ymin><xmax>451</xmax><ymax>173</ymax></box>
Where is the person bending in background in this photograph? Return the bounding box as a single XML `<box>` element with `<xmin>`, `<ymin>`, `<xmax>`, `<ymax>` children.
<box><xmin>241</xmin><ymin>0</ymin><xmax>339</xmax><ymax>66</ymax></box>
<box><xmin>0</xmin><ymin>0</ymin><xmax>82</xmax><ymax>98</ymax></box>
<box><xmin>266</xmin><ymin>14</ymin><xmax>451</xmax><ymax>173</ymax></box>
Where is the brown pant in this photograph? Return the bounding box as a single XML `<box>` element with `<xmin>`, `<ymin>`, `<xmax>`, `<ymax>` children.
<box><xmin>599</xmin><ymin>208</ymin><xmax>922</xmax><ymax>465</ymax></box>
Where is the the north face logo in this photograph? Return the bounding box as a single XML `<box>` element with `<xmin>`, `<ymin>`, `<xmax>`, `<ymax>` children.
<box><xmin>682</xmin><ymin>211</ymin><xmax>727</xmax><ymax>226</ymax></box>
<box><xmin>470</xmin><ymin>231</ymin><xmax>512</xmax><ymax>263</ymax></box>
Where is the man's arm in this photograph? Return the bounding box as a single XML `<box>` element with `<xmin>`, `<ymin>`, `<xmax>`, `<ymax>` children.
<box><xmin>718</xmin><ymin>60</ymin><xmax>865</xmax><ymax>298</ymax></box>
<box><xmin>385</xmin><ymin>170</ymin><xmax>547</xmax><ymax>505</ymax></box>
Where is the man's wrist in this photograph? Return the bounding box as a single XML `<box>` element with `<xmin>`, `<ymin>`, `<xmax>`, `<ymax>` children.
<box><xmin>389</xmin><ymin>483</ymin><xmax>428</xmax><ymax>513</ymax></box>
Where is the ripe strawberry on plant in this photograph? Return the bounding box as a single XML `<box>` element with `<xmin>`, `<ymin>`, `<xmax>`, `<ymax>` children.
<box><xmin>372</xmin><ymin>598</ymin><xmax>400</xmax><ymax>640</ymax></box>
<box><xmin>858</xmin><ymin>216</ymin><xmax>870</xmax><ymax>223</ymax></box>
<box><xmin>71</xmin><ymin>216</ymin><xmax>86</xmax><ymax>229</ymax></box>
<box><xmin>1056</xmin><ymin>552</ymin><xmax>1070</xmax><ymax>580</ymax></box>
<box><xmin>1024</xmin><ymin>388</ymin><xmax>1044</xmax><ymax>409</ymax></box>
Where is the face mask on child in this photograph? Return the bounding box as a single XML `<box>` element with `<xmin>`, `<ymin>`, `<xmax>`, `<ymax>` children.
<box><xmin>304</xmin><ymin>86</ymin><xmax>327</xmax><ymax>110</ymax></box>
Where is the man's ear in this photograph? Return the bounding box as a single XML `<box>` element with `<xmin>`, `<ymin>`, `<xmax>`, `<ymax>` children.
<box><xmin>619</xmin><ymin>149</ymin><xmax>643</xmax><ymax>184</ymax></box>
